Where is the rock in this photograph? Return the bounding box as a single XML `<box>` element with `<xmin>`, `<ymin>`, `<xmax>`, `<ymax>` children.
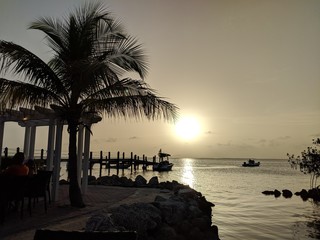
<box><xmin>191</xmin><ymin>217</ymin><xmax>210</xmax><ymax>231</ymax></box>
<box><xmin>274</xmin><ymin>189</ymin><xmax>281</xmax><ymax>198</ymax></box>
<box><xmin>177</xmin><ymin>188</ymin><xmax>200</xmax><ymax>199</ymax></box>
<box><xmin>262</xmin><ymin>189</ymin><xmax>281</xmax><ymax>198</ymax></box>
<box><xmin>59</xmin><ymin>179</ymin><xmax>69</xmax><ymax>185</ymax></box>
<box><xmin>154</xmin><ymin>195</ymin><xmax>167</xmax><ymax>202</ymax></box>
<box><xmin>87</xmin><ymin>175</ymin><xmax>97</xmax><ymax>185</ymax></box>
<box><xmin>155</xmin><ymin>199</ymin><xmax>187</xmax><ymax>225</ymax></box>
<box><xmin>85</xmin><ymin>213</ymin><xmax>123</xmax><ymax>232</ymax></box>
<box><xmin>111</xmin><ymin>203</ymin><xmax>162</xmax><ymax>239</ymax></box>
<box><xmin>282</xmin><ymin>189</ymin><xmax>293</xmax><ymax>198</ymax></box>
<box><xmin>299</xmin><ymin>189</ymin><xmax>309</xmax><ymax>200</ymax></box>
<box><xmin>308</xmin><ymin>188</ymin><xmax>320</xmax><ymax>201</ymax></box>
<box><xmin>135</xmin><ymin>175</ymin><xmax>147</xmax><ymax>187</ymax></box>
<box><xmin>97</xmin><ymin>175</ymin><xmax>123</xmax><ymax>186</ymax></box>
<box><xmin>85</xmin><ymin>180</ymin><xmax>220</xmax><ymax>240</ymax></box>
<box><xmin>188</xmin><ymin>226</ymin><xmax>205</xmax><ymax>240</ymax></box>
<box><xmin>262</xmin><ymin>190</ymin><xmax>275</xmax><ymax>195</ymax></box>
<box><xmin>119</xmin><ymin>177</ymin><xmax>134</xmax><ymax>187</ymax></box>
<box><xmin>148</xmin><ymin>176</ymin><xmax>159</xmax><ymax>187</ymax></box>
<box><xmin>155</xmin><ymin>224</ymin><xmax>177</xmax><ymax>240</ymax></box>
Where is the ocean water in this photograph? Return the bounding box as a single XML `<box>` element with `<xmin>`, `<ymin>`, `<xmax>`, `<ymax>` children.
<box><xmin>61</xmin><ymin>158</ymin><xmax>320</xmax><ymax>240</ymax></box>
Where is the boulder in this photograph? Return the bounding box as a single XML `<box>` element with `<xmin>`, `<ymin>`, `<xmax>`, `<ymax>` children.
<box><xmin>87</xmin><ymin>175</ymin><xmax>97</xmax><ymax>185</ymax></box>
<box><xmin>119</xmin><ymin>177</ymin><xmax>134</xmax><ymax>187</ymax></box>
<box><xmin>59</xmin><ymin>179</ymin><xmax>69</xmax><ymax>185</ymax></box>
<box><xmin>85</xmin><ymin>180</ymin><xmax>220</xmax><ymax>240</ymax></box>
<box><xmin>274</xmin><ymin>189</ymin><xmax>281</xmax><ymax>198</ymax></box>
<box><xmin>282</xmin><ymin>189</ymin><xmax>293</xmax><ymax>198</ymax></box>
<box><xmin>262</xmin><ymin>190</ymin><xmax>275</xmax><ymax>195</ymax></box>
<box><xmin>135</xmin><ymin>175</ymin><xmax>147</xmax><ymax>187</ymax></box>
<box><xmin>148</xmin><ymin>176</ymin><xmax>159</xmax><ymax>187</ymax></box>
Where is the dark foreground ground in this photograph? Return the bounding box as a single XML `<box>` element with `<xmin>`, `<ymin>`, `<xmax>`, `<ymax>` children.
<box><xmin>0</xmin><ymin>185</ymin><xmax>171</xmax><ymax>240</ymax></box>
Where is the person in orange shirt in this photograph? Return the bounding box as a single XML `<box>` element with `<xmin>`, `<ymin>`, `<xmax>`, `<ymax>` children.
<box><xmin>4</xmin><ymin>152</ymin><xmax>29</xmax><ymax>176</ymax></box>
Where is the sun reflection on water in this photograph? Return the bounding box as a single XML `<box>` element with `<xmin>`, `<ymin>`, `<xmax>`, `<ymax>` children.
<box><xmin>181</xmin><ymin>158</ymin><xmax>195</xmax><ymax>188</ymax></box>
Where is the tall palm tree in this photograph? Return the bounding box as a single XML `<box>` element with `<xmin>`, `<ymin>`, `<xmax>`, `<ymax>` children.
<box><xmin>0</xmin><ymin>2</ymin><xmax>178</xmax><ymax>207</ymax></box>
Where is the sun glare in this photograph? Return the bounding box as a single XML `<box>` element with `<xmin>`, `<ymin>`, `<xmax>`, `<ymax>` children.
<box><xmin>175</xmin><ymin>116</ymin><xmax>201</xmax><ymax>141</ymax></box>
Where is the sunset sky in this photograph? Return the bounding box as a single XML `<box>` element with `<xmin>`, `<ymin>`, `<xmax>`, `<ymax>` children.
<box><xmin>0</xmin><ymin>0</ymin><xmax>319</xmax><ymax>159</ymax></box>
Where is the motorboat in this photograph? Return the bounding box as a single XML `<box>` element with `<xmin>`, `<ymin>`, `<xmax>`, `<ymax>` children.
<box><xmin>153</xmin><ymin>149</ymin><xmax>173</xmax><ymax>171</ymax></box>
<box><xmin>242</xmin><ymin>159</ymin><xmax>260</xmax><ymax>167</ymax></box>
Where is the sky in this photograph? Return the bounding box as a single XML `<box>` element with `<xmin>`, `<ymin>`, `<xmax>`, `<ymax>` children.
<box><xmin>0</xmin><ymin>0</ymin><xmax>319</xmax><ymax>159</ymax></box>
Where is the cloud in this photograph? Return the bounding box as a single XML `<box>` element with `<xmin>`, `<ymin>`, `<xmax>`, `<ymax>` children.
<box><xmin>104</xmin><ymin>138</ymin><xmax>117</xmax><ymax>143</ymax></box>
<box><xmin>311</xmin><ymin>133</ymin><xmax>320</xmax><ymax>138</ymax></box>
<box><xmin>204</xmin><ymin>131</ymin><xmax>215</xmax><ymax>135</ymax></box>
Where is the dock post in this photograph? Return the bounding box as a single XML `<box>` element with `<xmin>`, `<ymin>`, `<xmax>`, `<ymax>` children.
<box><xmin>134</xmin><ymin>155</ymin><xmax>137</xmax><ymax>171</ymax></box>
<box><xmin>40</xmin><ymin>149</ymin><xmax>44</xmax><ymax>161</ymax></box>
<box><xmin>122</xmin><ymin>152</ymin><xmax>125</xmax><ymax>173</ymax></box>
<box><xmin>130</xmin><ymin>152</ymin><xmax>133</xmax><ymax>174</ymax></box>
<box><xmin>99</xmin><ymin>151</ymin><xmax>103</xmax><ymax>177</ymax></box>
<box><xmin>89</xmin><ymin>152</ymin><xmax>93</xmax><ymax>176</ymax></box>
<box><xmin>116</xmin><ymin>151</ymin><xmax>120</xmax><ymax>175</ymax></box>
<box><xmin>142</xmin><ymin>154</ymin><xmax>145</xmax><ymax>170</ymax></box>
<box><xmin>4</xmin><ymin>147</ymin><xmax>8</xmax><ymax>158</ymax></box>
<box><xmin>107</xmin><ymin>152</ymin><xmax>111</xmax><ymax>175</ymax></box>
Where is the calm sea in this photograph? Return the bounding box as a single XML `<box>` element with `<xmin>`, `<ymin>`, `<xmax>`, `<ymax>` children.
<box><xmin>61</xmin><ymin>158</ymin><xmax>320</xmax><ymax>240</ymax></box>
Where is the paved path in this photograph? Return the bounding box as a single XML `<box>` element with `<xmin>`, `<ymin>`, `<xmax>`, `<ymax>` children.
<box><xmin>0</xmin><ymin>185</ymin><xmax>171</xmax><ymax>240</ymax></box>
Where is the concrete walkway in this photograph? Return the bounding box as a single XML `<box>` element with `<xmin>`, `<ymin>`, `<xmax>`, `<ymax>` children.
<box><xmin>0</xmin><ymin>185</ymin><xmax>171</xmax><ymax>240</ymax></box>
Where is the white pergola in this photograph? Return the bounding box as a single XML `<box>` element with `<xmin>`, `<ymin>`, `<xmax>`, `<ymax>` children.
<box><xmin>0</xmin><ymin>106</ymin><xmax>101</xmax><ymax>201</ymax></box>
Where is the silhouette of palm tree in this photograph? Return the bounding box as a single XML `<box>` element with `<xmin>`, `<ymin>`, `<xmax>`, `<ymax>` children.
<box><xmin>0</xmin><ymin>2</ymin><xmax>178</xmax><ymax>207</ymax></box>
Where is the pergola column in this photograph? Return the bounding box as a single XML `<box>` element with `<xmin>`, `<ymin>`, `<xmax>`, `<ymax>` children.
<box><xmin>52</xmin><ymin>122</ymin><xmax>63</xmax><ymax>202</ymax></box>
<box><xmin>77</xmin><ymin>125</ymin><xmax>84</xmax><ymax>185</ymax></box>
<box><xmin>82</xmin><ymin>124</ymin><xmax>91</xmax><ymax>194</ymax></box>
<box><xmin>46</xmin><ymin>119</ymin><xmax>56</xmax><ymax>170</ymax></box>
<box><xmin>23</xmin><ymin>126</ymin><xmax>31</xmax><ymax>158</ymax></box>
<box><xmin>28</xmin><ymin>125</ymin><xmax>36</xmax><ymax>160</ymax></box>
<box><xmin>0</xmin><ymin>121</ymin><xmax>5</xmax><ymax>165</ymax></box>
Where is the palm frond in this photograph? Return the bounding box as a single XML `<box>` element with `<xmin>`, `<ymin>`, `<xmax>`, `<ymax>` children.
<box><xmin>106</xmin><ymin>37</ymin><xmax>149</xmax><ymax>79</ymax></box>
<box><xmin>0</xmin><ymin>41</ymin><xmax>66</xmax><ymax>94</ymax></box>
<box><xmin>0</xmin><ymin>78</ymin><xmax>62</xmax><ymax>109</ymax></box>
<box><xmin>81</xmin><ymin>78</ymin><xmax>178</xmax><ymax>122</ymax></box>
<box><xmin>87</xmin><ymin>94</ymin><xmax>178</xmax><ymax>123</ymax></box>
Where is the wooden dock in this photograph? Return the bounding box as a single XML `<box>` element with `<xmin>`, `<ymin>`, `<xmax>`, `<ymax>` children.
<box><xmin>89</xmin><ymin>151</ymin><xmax>157</xmax><ymax>177</ymax></box>
<box><xmin>1</xmin><ymin>148</ymin><xmax>157</xmax><ymax>177</ymax></box>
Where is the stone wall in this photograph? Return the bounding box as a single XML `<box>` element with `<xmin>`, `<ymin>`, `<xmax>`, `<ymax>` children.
<box><xmin>85</xmin><ymin>175</ymin><xmax>220</xmax><ymax>240</ymax></box>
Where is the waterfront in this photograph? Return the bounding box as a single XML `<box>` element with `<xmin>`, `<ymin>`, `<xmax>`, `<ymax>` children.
<box><xmin>61</xmin><ymin>158</ymin><xmax>320</xmax><ymax>240</ymax></box>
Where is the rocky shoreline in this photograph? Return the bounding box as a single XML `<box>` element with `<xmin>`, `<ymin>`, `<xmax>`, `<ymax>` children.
<box><xmin>262</xmin><ymin>188</ymin><xmax>320</xmax><ymax>201</ymax></box>
<box><xmin>73</xmin><ymin>175</ymin><xmax>220</xmax><ymax>240</ymax></box>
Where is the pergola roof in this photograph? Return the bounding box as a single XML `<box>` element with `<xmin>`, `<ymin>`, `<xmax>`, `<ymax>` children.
<box><xmin>0</xmin><ymin>106</ymin><xmax>100</xmax><ymax>199</ymax></box>
<box><xmin>0</xmin><ymin>106</ymin><xmax>102</xmax><ymax>127</ymax></box>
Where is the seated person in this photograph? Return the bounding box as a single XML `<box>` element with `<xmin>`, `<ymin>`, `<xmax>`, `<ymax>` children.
<box><xmin>25</xmin><ymin>159</ymin><xmax>36</xmax><ymax>176</ymax></box>
<box><xmin>4</xmin><ymin>152</ymin><xmax>29</xmax><ymax>176</ymax></box>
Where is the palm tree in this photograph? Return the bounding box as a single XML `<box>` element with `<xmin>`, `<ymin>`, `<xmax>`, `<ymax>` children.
<box><xmin>0</xmin><ymin>2</ymin><xmax>178</xmax><ymax>207</ymax></box>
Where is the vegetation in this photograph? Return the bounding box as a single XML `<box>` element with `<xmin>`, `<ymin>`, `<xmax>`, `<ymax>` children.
<box><xmin>288</xmin><ymin>138</ymin><xmax>320</xmax><ymax>189</ymax></box>
<box><xmin>0</xmin><ymin>3</ymin><xmax>178</xmax><ymax>207</ymax></box>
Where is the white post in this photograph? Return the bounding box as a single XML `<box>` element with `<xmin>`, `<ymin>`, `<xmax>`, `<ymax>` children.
<box><xmin>77</xmin><ymin>125</ymin><xmax>84</xmax><ymax>186</ymax></box>
<box><xmin>0</xmin><ymin>121</ymin><xmax>4</xmax><ymax>166</ymax></box>
<box><xmin>82</xmin><ymin>124</ymin><xmax>91</xmax><ymax>194</ymax></box>
<box><xmin>46</xmin><ymin>119</ymin><xmax>56</xmax><ymax>170</ymax></box>
<box><xmin>23</xmin><ymin>126</ymin><xmax>31</xmax><ymax>159</ymax></box>
<box><xmin>28</xmin><ymin>125</ymin><xmax>36</xmax><ymax>160</ymax></box>
<box><xmin>52</xmin><ymin>123</ymin><xmax>63</xmax><ymax>202</ymax></box>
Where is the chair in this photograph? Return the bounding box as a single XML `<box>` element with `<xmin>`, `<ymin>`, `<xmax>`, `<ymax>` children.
<box><xmin>37</xmin><ymin>170</ymin><xmax>53</xmax><ymax>203</ymax></box>
<box><xmin>0</xmin><ymin>175</ymin><xmax>29</xmax><ymax>223</ymax></box>
<box><xmin>26</xmin><ymin>171</ymin><xmax>52</xmax><ymax>215</ymax></box>
<box><xmin>33</xmin><ymin>229</ymin><xmax>137</xmax><ymax>240</ymax></box>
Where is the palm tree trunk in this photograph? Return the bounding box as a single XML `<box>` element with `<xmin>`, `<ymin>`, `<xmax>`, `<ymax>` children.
<box><xmin>68</xmin><ymin>120</ymin><xmax>85</xmax><ymax>207</ymax></box>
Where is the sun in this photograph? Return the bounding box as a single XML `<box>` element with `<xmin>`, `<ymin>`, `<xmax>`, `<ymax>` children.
<box><xmin>175</xmin><ymin>116</ymin><xmax>201</xmax><ymax>141</ymax></box>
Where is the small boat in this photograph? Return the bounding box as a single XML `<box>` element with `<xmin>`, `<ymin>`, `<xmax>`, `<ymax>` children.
<box><xmin>242</xmin><ymin>159</ymin><xmax>260</xmax><ymax>167</ymax></box>
<box><xmin>153</xmin><ymin>149</ymin><xmax>173</xmax><ymax>171</ymax></box>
